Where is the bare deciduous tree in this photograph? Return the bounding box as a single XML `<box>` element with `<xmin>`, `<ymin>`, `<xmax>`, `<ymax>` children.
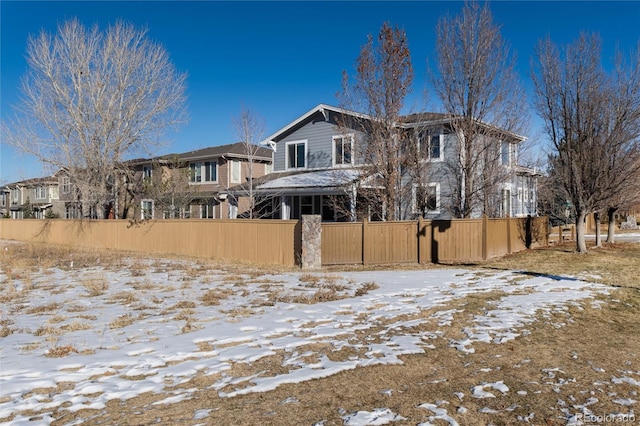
<box><xmin>142</xmin><ymin>155</ymin><xmax>196</xmax><ymax>219</ymax></box>
<box><xmin>532</xmin><ymin>34</ymin><xmax>640</xmax><ymax>253</ymax></box>
<box><xmin>232</xmin><ymin>107</ymin><xmax>272</xmax><ymax>219</ymax></box>
<box><xmin>430</xmin><ymin>1</ymin><xmax>527</xmax><ymax>218</ymax></box>
<box><xmin>2</xmin><ymin>19</ymin><xmax>188</xmax><ymax>219</ymax></box>
<box><xmin>603</xmin><ymin>45</ymin><xmax>640</xmax><ymax>243</ymax></box>
<box><xmin>339</xmin><ymin>22</ymin><xmax>414</xmax><ymax>221</ymax></box>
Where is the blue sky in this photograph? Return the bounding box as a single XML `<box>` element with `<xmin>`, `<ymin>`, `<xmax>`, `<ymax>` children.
<box><xmin>1</xmin><ymin>1</ymin><xmax>639</xmax><ymax>184</ymax></box>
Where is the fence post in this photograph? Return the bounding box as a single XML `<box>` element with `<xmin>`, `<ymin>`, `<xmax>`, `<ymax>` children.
<box><xmin>417</xmin><ymin>217</ymin><xmax>422</xmax><ymax>264</ymax></box>
<box><xmin>506</xmin><ymin>215</ymin><xmax>512</xmax><ymax>254</ymax></box>
<box><xmin>482</xmin><ymin>215</ymin><xmax>488</xmax><ymax>260</ymax></box>
<box><xmin>362</xmin><ymin>218</ymin><xmax>368</xmax><ymax>266</ymax></box>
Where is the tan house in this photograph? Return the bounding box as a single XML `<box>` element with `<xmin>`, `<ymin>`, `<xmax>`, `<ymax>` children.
<box><xmin>130</xmin><ymin>142</ymin><xmax>273</xmax><ymax>220</ymax></box>
<box><xmin>2</xmin><ymin>142</ymin><xmax>273</xmax><ymax>221</ymax></box>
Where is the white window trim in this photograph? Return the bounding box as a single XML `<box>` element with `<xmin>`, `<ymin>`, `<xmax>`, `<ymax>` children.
<box><xmin>419</xmin><ymin>132</ymin><xmax>445</xmax><ymax>163</ymax></box>
<box><xmin>411</xmin><ymin>182</ymin><xmax>441</xmax><ymax>214</ymax></box>
<box><xmin>143</xmin><ymin>165</ymin><xmax>153</xmax><ymax>180</ymax></box>
<box><xmin>62</xmin><ymin>177</ymin><xmax>71</xmax><ymax>194</ymax></box>
<box><xmin>332</xmin><ymin>134</ymin><xmax>354</xmax><ymax>167</ymax></box>
<box><xmin>189</xmin><ymin>161</ymin><xmax>218</xmax><ymax>185</ymax></box>
<box><xmin>141</xmin><ymin>199</ymin><xmax>154</xmax><ymax>220</ymax></box>
<box><xmin>429</xmin><ymin>133</ymin><xmax>445</xmax><ymax>162</ymax></box>
<box><xmin>285</xmin><ymin>140</ymin><xmax>308</xmax><ymax>170</ymax></box>
<box><xmin>230</xmin><ymin>160</ymin><xmax>241</xmax><ymax>184</ymax></box>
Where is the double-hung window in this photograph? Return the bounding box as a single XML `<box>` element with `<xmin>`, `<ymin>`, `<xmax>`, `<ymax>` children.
<box><xmin>286</xmin><ymin>141</ymin><xmax>306</xmax><ymax>169</ymax></box>
<box><xmin>419</xmin><ymin>131</ymin><xmax>444</xmax><ymax>161</ymax></box>
<box><xmin>35</xmin><ymin>186</ymin><xmax>46</xmax><ymax>200</ymax></box>
<box><xmin>333</xmin><ymin>135</ymin><xmax>353</xmax><ymax>166</ymax></box>
<box><xmin>141</xmin><ymin>200</ymin><xmax>154</xmax><ymax>220</ymax></box>
<box><xmin>62</xmin><ymin>177</ymin><xmax>71</xmax><ymax>194</ymax></box>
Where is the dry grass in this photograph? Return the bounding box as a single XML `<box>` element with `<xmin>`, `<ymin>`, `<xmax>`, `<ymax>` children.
<box><xmin>52</xmin><ymin>288</ymin><xmax>639</xmax><ymax>426</ymax></box>
<box><xmin>200</xmin><ymin>288</ymin><xmax>234</xmax><ymax>306</ymax></box>
<box><xmin>109</xmin><ymin>314</ymin><xmax>135</xmax><ymax>330</ymax></box>
<box><xmin>45</xmin><ymin>344</ymin><xmax>79</xmax><ymax>358</ymax></box>
<box><xmin>2</xmin><ymin>239</ymin><xmax>638</xmax><ymax>425</ymax></box>
<box><xmin>82</xmin><ymin>276</ymin><xmax>109</xmax><ymax>297</ymax></box>
<box><xmin>481</xmin><ymin>241</ymin><xmax>640</xmax><ymax>289</ymax></box>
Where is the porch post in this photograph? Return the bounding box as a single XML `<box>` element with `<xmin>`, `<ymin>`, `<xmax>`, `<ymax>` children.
<box><xmin>350</xmin><ymin>184</ymin><xmax>357</xmax><ymax>222</ymax></box>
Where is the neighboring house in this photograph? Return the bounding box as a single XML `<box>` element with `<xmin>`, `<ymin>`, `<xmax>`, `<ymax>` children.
<box><xmin>253</xmin><ymin>104</ymin><xmax>538</xmax><ymax>221</ymax></box>
<box><xmin>132</xmin><ymin>142</ymin><xmax>273</xmax><ymax>220</ymax></box>
<box><xmin>0</xmin><ymin>186</ymin><xmax>10</xmax><ymax>217</ymax></box>
<box><xmin>3</xmin><ymin>175</ymin><xmax>64</xmax><ymax>219</ymax></box>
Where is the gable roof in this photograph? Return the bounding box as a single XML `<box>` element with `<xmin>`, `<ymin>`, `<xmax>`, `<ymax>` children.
<box><xmin>261</xmin><ymin>104</ymin><xmax>372</xmax><ymax>146</ymax></box>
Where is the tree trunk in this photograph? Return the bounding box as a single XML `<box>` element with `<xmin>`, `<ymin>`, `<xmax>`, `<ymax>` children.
<box><xmin>575</xmin><ymin>211</ymin><xmax>588</xmax><ymax>253</ymax></box>
<box><xmin>594</xmin><ymin>211</ymin><xmax>602</xmax><ymax>247</ymax></box>
<box><xmin>606</xmin><ymin>207</ymin><xmax>617</xmax><ymax>243</ymax></box>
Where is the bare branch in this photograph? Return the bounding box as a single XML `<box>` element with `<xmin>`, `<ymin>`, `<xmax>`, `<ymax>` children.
<box><xmin>2</xmin><ymin>18</ymin><xmax>188</xmax><ymax>218</ymax></box>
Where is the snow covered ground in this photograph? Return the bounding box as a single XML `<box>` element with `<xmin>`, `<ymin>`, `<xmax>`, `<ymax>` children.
<box><xmin>0</xmin><ymin>246</ymin><xmax>636</xmax><ymax>425</ymax></box>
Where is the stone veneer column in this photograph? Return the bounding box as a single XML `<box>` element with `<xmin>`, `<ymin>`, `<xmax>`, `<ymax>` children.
<box><xmin>300</xmin><ymin>215</ymin><xmax>322</xmax><ymax>269</ymax></box>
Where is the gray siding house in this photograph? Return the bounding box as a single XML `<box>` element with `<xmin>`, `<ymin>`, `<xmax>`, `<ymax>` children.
<box><xmin>2</xmin><ymin>175</ymin><xmax>65</xmax><ymax>219</ymax></box>
<box><xmin>256</xmin><ymin>104</ymin><xmax>538</xmax><ymax>221</ymax></box>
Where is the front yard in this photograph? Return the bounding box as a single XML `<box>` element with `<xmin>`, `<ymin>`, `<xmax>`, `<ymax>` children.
<box><xmin>1</xmin><ymin>241</ymin><xmax>638</xmax><ymax>425</ymax></box>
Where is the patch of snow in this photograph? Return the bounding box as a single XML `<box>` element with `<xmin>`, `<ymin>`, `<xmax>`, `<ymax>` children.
<box><xmin>342</xmin><ymin>408</ymin><xmax>406</xmax><ymax>425</ymax></box>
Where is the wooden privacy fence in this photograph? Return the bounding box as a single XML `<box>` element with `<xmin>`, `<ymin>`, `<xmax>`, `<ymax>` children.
<box><xmin>0</xmin><ymin>219</ymin><xmax>300</xmax><ymax>267</ymax></box>
<box><xmin>0</xmin><ymin>216</ymin><xmax>547</xmax><ymax>267</ymax></box>
<box><xmin>321</xmin><ymin>216</ymin><xmax>549</xmax><ymax>266</ymax></box>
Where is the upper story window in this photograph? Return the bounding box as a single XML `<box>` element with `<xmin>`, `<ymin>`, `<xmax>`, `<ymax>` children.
<box><xmin>419</xmin><ymin>131</ymin><xmax>444</xmax><ymax>161</ymax></box>
<box><xmin>62</xmin><ymin>177</ymin><xmax>71</xmax><ymax>194</ymax></box>
<box><xmin>333</xmin><ymin>135</ymin><xmax>354</xmax><ymax>166</ymax></box>
<box><xmin>51</xmin><ymin>186</ymin><xmax>59</xmax><ymax>200</ymax></box>
<box><xmin>11</xmin><ymin>189</ymin><xmax>20</xmax><ymax>203</ymax></box>
<box><xmin>501</xmin><ymin>141</ymin><xmax>517</xmax><ymax>166</ymax></box>
<box><xmin>190</xmin><ymin>161</ymin><xmax>217</xmax><ymax>183</ymax></box>
<box><xmin>286</xmin><ymin>140</ymin><xmax>307</xmax><ymax>169</ymax></box>
<box><xmin>34</xmin><ymin>186</ymin><xmax>46</xmax><ymax>200</ymax></box>
<box><xmin>230</xmin><ymin>160</ymin><xmax>241</xmax><ymax>184</ymax></box>
<box><xmin>0</xmin><ymin>192</ymin><xmax>6</xmax><ymax>206</ymax></box>
<box><xmin>143</xmin><ymin>165</ymin><xmax>153</xmax><ymax>181</ymax></box>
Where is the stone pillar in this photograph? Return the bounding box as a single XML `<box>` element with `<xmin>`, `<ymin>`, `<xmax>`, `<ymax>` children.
<box><xmin>301</xmin><ymin>215</ymin><xmax>322</xmax><ymax>269</ymax></box>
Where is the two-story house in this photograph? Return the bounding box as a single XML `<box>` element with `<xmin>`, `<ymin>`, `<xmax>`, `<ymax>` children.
<box><xmin>252</xmin><ymin>104</ymin><xmax>538</xmax><ymax>221</ymax></box>
<box><xmin>0</xmin><ymin>186</ymin><xmax>10</xmax><ymax>218</ymax></box>
<box><xmin>132</xmin><ymin>142</ymin><xmax>273</xmax><ymax>220</ymax></box>
<box><xmin>3</xmin><ymin>176</ymin><xmax>64</xmax><ymax>219</ymax></box>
